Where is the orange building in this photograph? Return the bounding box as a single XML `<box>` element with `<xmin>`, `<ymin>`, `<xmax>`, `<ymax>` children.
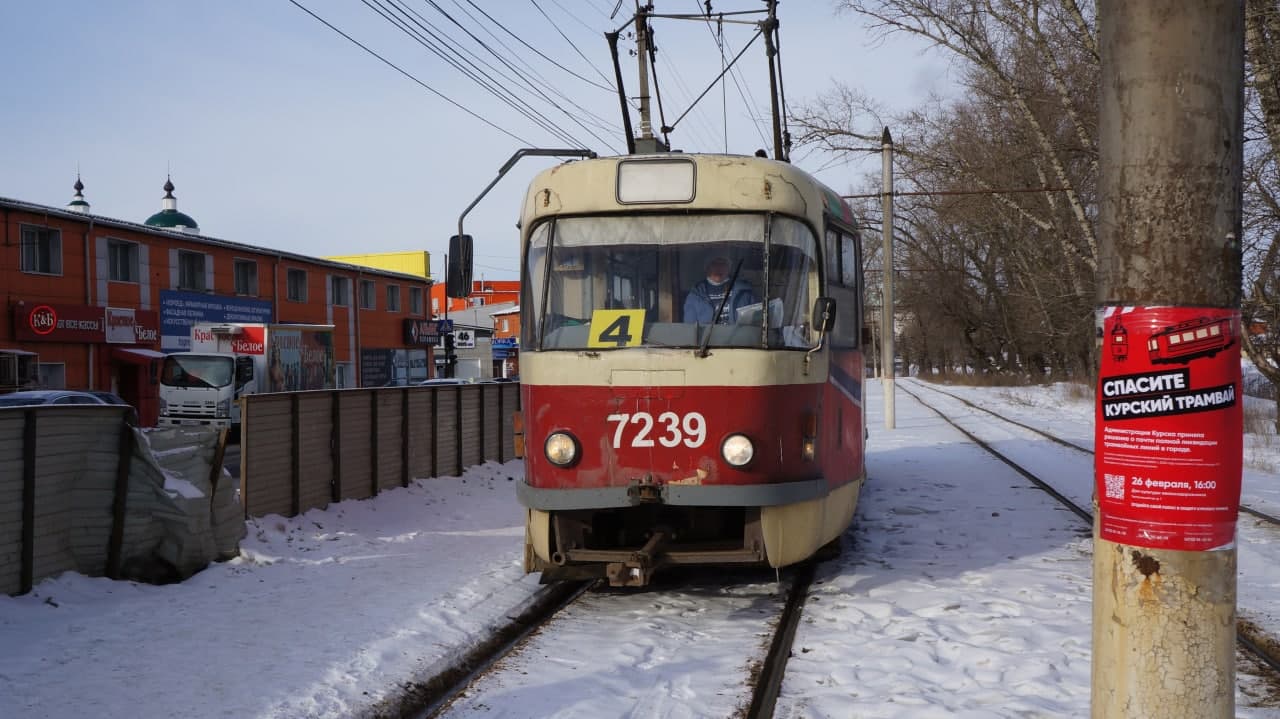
<box><xmin>430</xmin><ymin>279</ymin><xmax>520</xmax><ymax>317</ymax></box>
<box><xmin>1</xmin><ymin>179</ymin><xmax>436</xmax><ymax>424</ymax></box>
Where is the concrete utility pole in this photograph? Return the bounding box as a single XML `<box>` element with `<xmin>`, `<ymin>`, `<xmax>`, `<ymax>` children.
<box><xmin>881</xmin><ymin>127</ymin><xmax>896</xmax><ymax>429</ymax></box>
<box><xmin>1094</xmin><ymin>2</ymin><xmax>1244</xmax><ymax>717</ymax></box>
<box><xmin>635</xmin><ymin>2</ymin><xmax>653</xmax><ymax>142</ymax></box>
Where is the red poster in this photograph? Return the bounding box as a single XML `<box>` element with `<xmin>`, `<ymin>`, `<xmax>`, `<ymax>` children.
<box><xmin>1095</xmin><ymin>306</ymin><xmax>1243</xmax><ymax>550</ymax></box>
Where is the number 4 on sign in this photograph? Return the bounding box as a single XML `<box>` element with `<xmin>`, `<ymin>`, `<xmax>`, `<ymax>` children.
<box><xmin>588</xmin><ymin>309</ymin><xmax>645</xmax><ymax>348</ymax></box>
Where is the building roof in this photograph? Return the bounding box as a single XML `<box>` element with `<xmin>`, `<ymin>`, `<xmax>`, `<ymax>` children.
<box><xmin>0</xmin><ymin>195</ymin><xmax>432</xmax><ymax>285</ymax></box>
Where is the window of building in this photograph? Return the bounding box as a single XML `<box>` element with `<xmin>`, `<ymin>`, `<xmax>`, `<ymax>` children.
<box><xmin>20</xmin><ymin>225</ymin><xmax>62</xmax><ymax>275</ymax></box>
<box><xmin>107</xmin><ymin>239</ymin><xmax>139</xmax><ymax>283</ymax></box>
<box><xmin>386</xmin><ymin>284</ymin><xmax>401</xmax><ymax>312</ymax></box>
<box><xmin>360</xmin><ymin>279</ymin><xmax>376</xmax><ymax>310</ymax></box>
<box><xmin>178</xmin><ymin>250</ymin><xmax>207</xmax><ymax>291</ymax></box>
<box><xmin>331</xmin><ymin>276</ymin><xmax>351</xmax><ymax>306</ymax></box>
<box><xmin>287</xmin><ymin>268</ymin><xmax>308</xmax><ymax>302</ymax></box>
<box><xmin>234</xmin><ymin>259</ymin><xmax>258</xmax><ymax>296</ymax></box>
<box><xmin>410</xmin><ymin>286</ymin><xmax>424</xmax><ymax>315</ymax></box>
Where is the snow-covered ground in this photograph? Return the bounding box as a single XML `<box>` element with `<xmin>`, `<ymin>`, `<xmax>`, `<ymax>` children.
<box><xmin>2</xmin><ymin>379</ymin><xmax>1278</xmax><ymax>718</ymax></box>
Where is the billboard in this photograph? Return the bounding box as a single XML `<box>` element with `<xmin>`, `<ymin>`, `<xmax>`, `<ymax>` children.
<box><xmin>159</xmin><ymin>290</ymin><xmax>272</xmax><ymax>352</ymax></box>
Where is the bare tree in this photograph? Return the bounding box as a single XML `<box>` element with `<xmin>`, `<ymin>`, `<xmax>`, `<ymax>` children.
<box><xmin>1244</xmin><ymin>0</ymin><xmax>1280</xmax><ymax>428</ymax></box>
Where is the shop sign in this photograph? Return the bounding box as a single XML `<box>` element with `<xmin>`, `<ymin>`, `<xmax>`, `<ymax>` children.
<box><xmin>404</xmin><ymin>318</ymin><xmax>440</xmax><ymax>345</ymax></box>
<box><xmin>105</xmin><ymin>308</ymin><xmax>136</xmax><ymax>344</ymax></box>
<box><xmin>13</xmin><ymin>303</ymin><xmax>159</xmax><ymax>346</ymax></box>
<box><xmin>1095</xmin><ymin>306</ymin><xmax>1243</xmax><ymax>551</ymax></box>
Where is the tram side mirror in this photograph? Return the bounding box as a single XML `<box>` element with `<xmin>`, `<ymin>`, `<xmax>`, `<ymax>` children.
<box><xmin>236</xmin><ymin>356</ymin><xmax>255</xmax><ymax>384</ymax></box>
<box><xmin>812</xmin><ymin>297</ymin><xmax>836</xmax><ymax>333</ymax></box>
<box><xmin>447</xmin><ymin>234</ymin><xmax>474</xmax><ymax>299</ymax></box>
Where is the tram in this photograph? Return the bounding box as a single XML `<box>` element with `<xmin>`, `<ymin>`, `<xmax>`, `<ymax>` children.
<box><xmin>1147</xmin><ymin>315</ymin><xmax>1234</xmax><ymax>364</ymax></box>
<box><xmin>503</xmin><ymin>153</ymin><xmax>866</xmax><ymax>586</ymax></box>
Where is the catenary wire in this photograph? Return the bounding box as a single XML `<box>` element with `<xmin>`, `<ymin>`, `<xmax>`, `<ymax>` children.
<box><xmin>420</xmin><ymin>0</ymin><xmax>618</xmax><ymax>149</ymax></box>
<box><xmin>448</xmin><ymin>0</ymin><xmax>626</xmax><ymax>135</ymax></box>
<box><xmin>365</xmin><ymin>0</ymin><xmax>586</xmax><ymax>147</ymax></box>
<box><xmin>286</xmin><ymin>0</ymin><xmax>537</xmax><ymax>146</ymax></box>
<box><xmin>694</xmin><ymin>2</ymin><xmax>770</xmax><ymax>150</ymax></box>
<box><xmin>464</xmin><ymin>0</ymin><xmax>617</xmax><ymax>93</ymax></box>
<box><xmin>530</xmin><ymin>0</ymin><xmax>620</xmax><ymax>89</ymax></box>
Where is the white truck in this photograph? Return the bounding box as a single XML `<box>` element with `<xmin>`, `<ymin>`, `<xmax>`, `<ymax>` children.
<box><xmin>158</xmin><ymin>322</ymin><xmax>335</xmax><ymax>434</ymax></box>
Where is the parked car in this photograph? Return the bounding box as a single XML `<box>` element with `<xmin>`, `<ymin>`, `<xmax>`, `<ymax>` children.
<box><xmin>0</xmin><ymin>390</ymin><xmax>109</xmax><ymax>407</ymax></box>
<box><xmin>417</xmin><ymin>378</ymin><xmax>471</xmax><ymax>386</ymax></box>
<box><xmin>88</xmin><ymin>390</ymin><xmax>129</xmax><ymax>405</ymax></box>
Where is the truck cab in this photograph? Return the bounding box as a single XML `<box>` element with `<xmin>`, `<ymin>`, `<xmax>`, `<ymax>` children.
<box><xmin>158</xmin><ymin>352</ymin><xmax>255</xmax><ymax>431</ymax></box>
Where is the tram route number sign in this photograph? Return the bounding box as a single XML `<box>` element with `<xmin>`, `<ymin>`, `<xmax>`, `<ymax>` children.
<box><xmin>587</xmin><ymin>309</ymin><xmax>645</xmax><ymax>348</ymax></box>
<box><xmin>1094</xmin><ymin>306</ymin><xmax>1242</xmax><ymax>551</ymax></box>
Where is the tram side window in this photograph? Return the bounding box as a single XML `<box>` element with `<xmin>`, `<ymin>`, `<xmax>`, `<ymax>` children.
<box><xmin>825</xmin><ymin>226</ymin><xmax>862</xmax><ymax>349</ymax></box>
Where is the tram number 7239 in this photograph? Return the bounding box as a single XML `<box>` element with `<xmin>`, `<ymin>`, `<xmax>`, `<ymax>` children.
<box><xmin>607</xmin><ymin>412</ymin><xmax>707</xmax><ymax>448</ymax></box>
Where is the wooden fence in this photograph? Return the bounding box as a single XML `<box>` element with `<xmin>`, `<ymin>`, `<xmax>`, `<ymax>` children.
<box><xmin>239</xmin><ymin>382</ymin><xmax>519</xmax><ymax>518</ymax></box>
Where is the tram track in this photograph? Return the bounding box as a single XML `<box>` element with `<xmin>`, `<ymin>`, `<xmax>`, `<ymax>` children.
<box><xmin>405</xmin><ymin>565</ymin><xmax>817</xmax><ymax>718</ymax></box>
<box><xmin>897</xmin><ymin>380</ymin><xmax>1280</xmax><ymax>691</ymax></box>
<box><xmin>908</xmin><ymin>379</ymin><xmax>1280</xmax><ymax>529</ymax></box>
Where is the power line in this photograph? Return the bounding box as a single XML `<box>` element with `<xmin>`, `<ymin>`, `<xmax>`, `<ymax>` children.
<box><xmin>448</xmin><ymin>0</ymin><xmax>624</xmax><ymax>136</ymax></box>
<box><xmin>286</xmin><ymin>0</ymin><xmax>536</xmax><ymax>146</ymax></box>
<box><xmin>369</xmin><ymin>0</ymin><xmax>589</xmax><ymax>148</ymax></box>
<box><xmin>693</xmin><ymin>3</ymin><xmax>770</xmax><ymax>151</ymax></box>
<box><xmin>529</xmin><ymin>0</ymin><xmax>615</xmax><ymax>90</ymax></box>
<box><xmin>420</xmin><ymin>0</ymin><xmax>618</xmax><ymax>150</ymax></box>
<box><xmin>464</xmin><ymin>0</ymin><xmax>616</xmax><ymax>93</ymax></box>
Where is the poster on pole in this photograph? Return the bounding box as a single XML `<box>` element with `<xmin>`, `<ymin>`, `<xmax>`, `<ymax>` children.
<box><xmin>1094</xmin><ymin>306</ymin><xmax>1243</xmax><ymax>551</ymax></box>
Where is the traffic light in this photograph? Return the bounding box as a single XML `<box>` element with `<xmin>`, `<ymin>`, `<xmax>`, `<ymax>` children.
<box><xmin>443</xmin><ymin>332</ymin><xmax>457</xmax><ymax>378</ymax></box>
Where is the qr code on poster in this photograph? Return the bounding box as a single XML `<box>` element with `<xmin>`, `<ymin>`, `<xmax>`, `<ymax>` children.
<box><xmin>1104</xmin><ymin>473</ymin><xmax>1125</xmax><ymax>500</ymax></box>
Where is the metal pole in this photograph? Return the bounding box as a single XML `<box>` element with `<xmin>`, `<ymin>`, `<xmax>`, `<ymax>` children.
<box><xmin>881</xmin><ymin>127</ymin><xmax>895</xmax><ymax>429</ymax></box>
<box><xmin>1093</xmin><ymin>2</ymin><xmax>1243</xmax><ymax>717</ymax></box>
<box><xmin>763</xmin><ymin>0</ymin><xmax>784</xmax><ymax>161</ymax></box>
<box><xmin>636</xmin><ymin>3</ymin><xmax>653</xmax><ymax>141</ymax></box>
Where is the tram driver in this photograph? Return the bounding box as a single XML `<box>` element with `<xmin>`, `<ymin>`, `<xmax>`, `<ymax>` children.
<box><xmin>683</xmin><ymin>255</ymin><xmax>758</xmax><ymax>325</ymax></box>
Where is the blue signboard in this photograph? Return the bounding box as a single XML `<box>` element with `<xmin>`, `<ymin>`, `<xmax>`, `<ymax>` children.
<box><xmin>159</xmin><ymin>290</ymin><xmax>274</xmax><ymax>352</ymax></box>
<box><xmin>436</xmin><ymin>319</ymin><xmax>454</xmax><ymax>334</ymax></box>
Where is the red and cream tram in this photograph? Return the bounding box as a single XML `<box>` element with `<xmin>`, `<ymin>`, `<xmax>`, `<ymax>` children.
<box><xmin>510</xmin><ymin>154</ymin><xmax>867</xmax><ymax>586</ymax></box>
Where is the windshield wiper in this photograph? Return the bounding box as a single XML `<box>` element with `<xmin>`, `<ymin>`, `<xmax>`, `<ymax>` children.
<box><xmin>696</xmin><ymin>259</ymin><xmax>744</xmax><ymax>358</ymax></box>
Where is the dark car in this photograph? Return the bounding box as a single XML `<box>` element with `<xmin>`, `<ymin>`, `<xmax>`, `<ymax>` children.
<box><xmin>0</xmin><ymin>390</ymin><xmax>109</xmax><ymax>407</ymax></box>
<box><xmin>89</xmin><ymin>391</ymin><xmax>129</xmax><ymax>405</ymax></box>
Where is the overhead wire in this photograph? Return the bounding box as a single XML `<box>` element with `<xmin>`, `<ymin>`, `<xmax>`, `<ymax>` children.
<box><xmin>463</xmin><ymin>0</ymin><xmax>616</xmax><ymax>93</ymax></box>
<box><xmin>417</xmin><ymin>0</ymin><xmax>619</xmax><ymax>150</ymax></box>
<box><xmin>366</xmin><ymin>0</ymin><xmax>585</xmax><ymax>147</ymax></box>
<box><xmin>407</xmin><ymin>0</ymin><xmax>597</xmax><ymax>146</ymax></box>
<box><xmin>693</xmin><ymin>2</ymin><xmax>770</xmax><ymax>150</ymax></box>
<box><xmin>448</xmin><ymin>0</ymin><xmax>624</xmax><ymax>135</ymax></box>
<box><xmin>528</xmin><ymin>0</ymin><xmax>621</xmax><ymax>92</ymax></box>
<box><xmin>285</xmin><ymin>0</ymin><xmax>537</xmax><ymax>146</ymax></box>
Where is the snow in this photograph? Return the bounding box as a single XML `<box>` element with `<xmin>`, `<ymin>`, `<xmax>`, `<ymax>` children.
<box><xmin>2</xmin><ymin>379</ymin><xmax>1279</xmax><ymax>718</ymax></box>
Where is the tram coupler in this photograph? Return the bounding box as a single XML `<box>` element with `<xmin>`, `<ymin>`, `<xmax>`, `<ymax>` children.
<box><xmin>605</xmin><ymin>529</ymin><xmax>669</xmax><ymax>587</ymax></box>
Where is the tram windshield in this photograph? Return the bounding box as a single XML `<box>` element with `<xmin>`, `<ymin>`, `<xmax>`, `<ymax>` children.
<box><xmin>524</xmin><ymin>213</ymin><xmax>820</xmax><ymax>351</ymax></box>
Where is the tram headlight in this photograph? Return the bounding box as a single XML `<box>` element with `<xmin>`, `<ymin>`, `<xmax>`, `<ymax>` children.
<box><xmin>544</xmin><ymin>432</ymin><xmax>580</xmax><ymax>467</ymax></box>
<box><xmin>721</xmin><ymin>434</ymin><xmax>755</xmax><ymax>467</ymax></box>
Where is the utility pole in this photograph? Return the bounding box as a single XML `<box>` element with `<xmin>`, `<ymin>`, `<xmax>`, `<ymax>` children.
<box><xmin>634</xmin><ymin>2</ymin><xmax>656</xmax><ymax>151</ymax></box>
<box><xmin>881</xmin><ymin>127</ymin><xmax>896</xmax><ymax>429</ymax></box>
<box><xmin>1094</xmin><ymin>2</ymin><xmax>1244</xmax><ymax>717</ymax></box>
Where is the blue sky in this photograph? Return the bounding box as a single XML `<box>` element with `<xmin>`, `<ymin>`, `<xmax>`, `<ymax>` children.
<box><xmin>0</xmin><ymin>1</ymin><xmax>949</xmax><ymax>281</ymax></box>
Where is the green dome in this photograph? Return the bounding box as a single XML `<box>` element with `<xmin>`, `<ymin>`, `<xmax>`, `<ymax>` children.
<box><xmin>145</xmin><ymin>208</ymin><xmax>198</xmax><ymax>229</ymax></box>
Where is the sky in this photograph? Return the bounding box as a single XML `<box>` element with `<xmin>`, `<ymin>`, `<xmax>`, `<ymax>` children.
<box><xmin>2</xmin><ymin>376</ymin><xmax>1278</xmax><ymax>718</ymax></box>
<box><xmin>0</xmin><ymin>1</ymin><xmax>950</xmax><ymax>282</ymax></box>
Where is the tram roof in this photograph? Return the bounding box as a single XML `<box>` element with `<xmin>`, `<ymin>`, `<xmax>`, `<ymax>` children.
<box><xmin>520</xmin><ymin>153</ymin><xmax>855</xmax><ymax>231</ymax></box>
